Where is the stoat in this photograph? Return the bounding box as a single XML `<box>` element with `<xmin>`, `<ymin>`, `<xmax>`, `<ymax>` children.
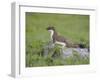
<box><xmin>46</xmin><ymin>26</ymin><xmax>85</xmax><ymax>48</ymax></box>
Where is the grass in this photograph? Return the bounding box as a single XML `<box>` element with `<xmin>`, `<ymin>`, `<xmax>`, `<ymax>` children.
<box><xmin>25</xmin><ymin>12</ymin><xmax>89</xmax><ymax>67</ymax></box>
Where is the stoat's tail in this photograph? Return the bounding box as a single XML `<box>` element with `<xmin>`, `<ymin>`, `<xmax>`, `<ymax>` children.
<box><xmin>78</xmin><ymin>43</ymin><xmax>86</xmax><ymax>48</ymax></box>
<box><xmin>66</xmin><ymin>43</ymin><xmax>86</xmax><ymax>48</ymax></box>
<box><xmin>66</xmin><ymin>42</ymin><xmax>89</xmax><ymax>51</ymax></box>
<box><xmin>78</xmin><ymin>43</ymin><xmax>90</xmax><ymax>52</ymax></box>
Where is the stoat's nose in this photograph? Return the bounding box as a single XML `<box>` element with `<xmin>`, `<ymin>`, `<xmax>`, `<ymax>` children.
<box><xmin>46</xmin><ymin>27</ymin><xmax>49</xmax><ymax>30</ymax></box>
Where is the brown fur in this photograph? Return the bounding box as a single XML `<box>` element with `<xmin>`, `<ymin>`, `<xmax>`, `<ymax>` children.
<box><xmin>46</xmin><ymin>26</ymin><xmax>84</xmax><ymax>48</ymax></box>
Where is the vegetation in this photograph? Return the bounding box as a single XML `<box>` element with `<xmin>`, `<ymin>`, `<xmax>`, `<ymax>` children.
<box><xmin>25</xmin><ymin>12</ymin><xmax>89</xmax><ymax>67</ymax></box>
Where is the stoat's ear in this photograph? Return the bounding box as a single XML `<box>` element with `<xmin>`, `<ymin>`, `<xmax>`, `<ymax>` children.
<box><xmin>49</xmin><ymin>25</ymin><xmax>55</xmax><ymax>28</ymax></box>
<box><xmin>51</xmin><ymin>26</ymin><xmax>55</xmax><ymax>30</ymax></box>
<box><xmin>46</xmin><ymin>25</ymin><xmax>55</xmax><ymax>30</ymax></box>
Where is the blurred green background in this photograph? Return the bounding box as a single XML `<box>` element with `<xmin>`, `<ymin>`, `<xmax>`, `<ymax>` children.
<box><xmin>25</xmin><ymin>12</ymin><xmax>89</xmax><ymax>67</ymax></box>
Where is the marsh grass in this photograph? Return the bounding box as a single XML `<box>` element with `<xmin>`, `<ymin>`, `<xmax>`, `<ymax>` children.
<box><xmin>25</xmin><ymin>12</ymin><xmax>89</xmax><ymax>67</ymax></box>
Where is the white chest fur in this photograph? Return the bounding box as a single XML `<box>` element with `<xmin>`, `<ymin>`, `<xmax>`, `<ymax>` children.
<box><xmin>48</xmin><ymin>30</ymin><xmax>66</xmax><ymax>48</ymax></box>
<box><xmin>48</xmin><ymin>30</ymin><xmax>54</xmax><ymax>40</ymax></box>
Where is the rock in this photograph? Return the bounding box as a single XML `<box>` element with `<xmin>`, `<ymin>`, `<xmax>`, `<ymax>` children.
<box><xmin>62</xmin><ymin>48</ymin><xmax>73</xmax><ymax>58</ymax></box>
<box><xmin>62</xmin><ymin>48</ymin><xmax>89</xmax><ymax>58</ymax></box>
<box><xmin>43</xmin><ymin>42</ymin><xmax>89</xmax><ymax>58</ymax></box>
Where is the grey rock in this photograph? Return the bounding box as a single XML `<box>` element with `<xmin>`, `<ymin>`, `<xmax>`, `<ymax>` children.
<box><xmin>62</xmin><ymin>48</ymin><xmax>89</xmax><ymax>58</ymax></box>
<box><xmin>43</xmin><ymin>42</ymin><xmax>89</xmax><ymax>58</ymax></box>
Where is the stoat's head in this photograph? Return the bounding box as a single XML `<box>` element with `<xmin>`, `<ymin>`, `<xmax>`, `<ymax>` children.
<box><xmin>46</xmin><ymin>25</ymin><xmax>55</xmax><ymax>32</ymax></box>
<box><xmin>46</xmin><ymin>25</ymin><xmax>55</xmax><ymax>38</ymax></box>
